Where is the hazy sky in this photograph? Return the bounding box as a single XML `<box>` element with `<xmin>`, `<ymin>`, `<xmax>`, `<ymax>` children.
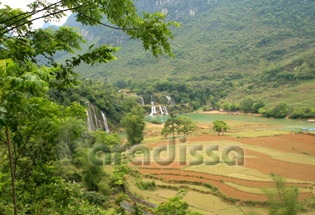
<box><xmin>0</xmin><ymin>0</ymin><xmax>71</xmax><ymax>29</ymax></box>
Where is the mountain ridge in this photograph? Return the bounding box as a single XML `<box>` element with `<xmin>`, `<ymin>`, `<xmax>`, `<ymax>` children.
<box><xmin>53</xmin><ymin>0</ymin><xmax>315</xmax><ymax>107</ymax></box>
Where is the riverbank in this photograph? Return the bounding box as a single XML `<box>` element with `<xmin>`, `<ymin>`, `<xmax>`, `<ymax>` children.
<box><xmin>199</xmin><ymin>110</ymin><xmax>261</xmax><ymax>117</ymax></box>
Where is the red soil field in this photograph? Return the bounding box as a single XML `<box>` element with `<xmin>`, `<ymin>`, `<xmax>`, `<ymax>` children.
<box><xmin>137</xmin><ymin>168</ymin><xmax>311</xmax><ymax>188</ymax></box>
<box><xmin>238</xmin><ymin>134</ymin><xmax>315</xmax><ymax>156</ymax></box>
<box><xmin>145</xmin><ymin>174</ymin><xmax>313</xmax><ymax>201</ymax></box>
<box><xmin>244</xmin><ymin>149</ymin><xmax>315</xmax><ymax>182</ymax></box>
<box><xmin>131</xmin><ymin>134</ymin><xmax>315</xmax><ymax>202</ymax></box>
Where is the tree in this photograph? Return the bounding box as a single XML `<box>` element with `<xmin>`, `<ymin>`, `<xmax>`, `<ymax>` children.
<box><xmin>240</xmin><ymin>98</ymin><xmax>254</xmax><ymax>113</ymax></box>
<box><xmin>121</xmin><ymin>106</ymin><xmax>145</xmax><ymax>145</ymax></box>
<box><xmin>155</xmin><ymin>196</ymin><xmax>202</xmax><ymax>215</ymax></box>
<box><xmin>222</xmin><ymin>103</ymin><xmax>230</xmax><ymax>112</ymax></box>
<box><xmin>161</xmin><ymin>115</ymin><xmax>197</xmax><ymax>138</ymax></box>
<box><xmin>161</xmin><ymin>113</ymin><xmax>178</xmax><ymax>137</ymax></box>
<box><xmin>270</xmin><ymin>103</ymin><xmax>289</xmax><ymax>118</ymax></box>
<box><xmin>260</xmin><ymin>103</ymin><xmax>289</xmax><ymax>118</ymax></box>
<box><xmin>263</xmin><ymin>174</ymin><xmax>300</xmax><ymax>215</ymax></box>
<box><xmin>156</xmin><ymin>197</ymin><xmax>189</xmax><ymax>215</ymax></box>
<box><xmin>252</xmin><ymin>101</ymin><xmax>265</xmax><ymax>113</ymax></box>
<box><xmin>176</xmin><ymin>116</ymin><xmax>197</xmax><ymax>137</ymax></box>
<box><xmin>213</xmin><ymin>120</ymin><xmax>229</xmax><ymax>135</ymax></box>
<box><xmin>0</xmin><ymin>59</ymin><xmax>62</xmax><ymax>215</ymax></box>
<box><xmin>1</xmin><ymin>0</ymin><xmax>177</xmax><ymax>213</ymax></box>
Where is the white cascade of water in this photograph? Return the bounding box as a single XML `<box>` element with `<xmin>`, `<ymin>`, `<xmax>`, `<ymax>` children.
<box><xmin>91</xmin><ymin>104</ymin><xmax>99</xmax><ymax>130</ymax></box>
<box><xmin>166</xmin><ymin>96</ymin><xmax>175</xmax><ymax>105</ymax></box>
<box><xmin>101</xmin><ymin>111</ymin><xmax>110</xmax><ymax>133</ymax></box>
<box><xmin>85</xmin><ymin>100</ymin><xmax>96</xmax><ymax>131</ymax></box>
<box><xmin>86</xmin><ymin>110</ymin><xmax>93</xmax><ymax>131</ymax></box>
<box><xmin>139</xmin><ymin>97</ymin><xmax>144</xmax><ymax>105</ymax></box>
<box><xmin>163</xmin><ymin>106</ymin><xmax>169</xmax><ymax>115</ymax></box>
<box><xmin>159</xmin><ymin>105</ymin><xmax>164</xmax><ymax>115</ymax></box>
<box><xmin>151</xmin><ymin>95</ymin><xmax>154</xmax><ymax>105</ymax></box>
<box><xmin>84</xmin><ymin>99</ymin><xmax>110</xmax><ymax>132</ymax></box>
<box><xmin>150</xmin><ymin>106</ymin><xmax>157</xmax><ymax>116</ymax></box>
<box><xmin>150</xmin><ymin>95</ymin><xmax>156</xmax><ymax>116</ymax></box>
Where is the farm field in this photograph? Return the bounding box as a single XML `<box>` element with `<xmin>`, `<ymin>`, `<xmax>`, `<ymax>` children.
<box><xmin>127</xmin><ymin>114</ymin><xmax>315</xmax><ymax>215</ymax></box>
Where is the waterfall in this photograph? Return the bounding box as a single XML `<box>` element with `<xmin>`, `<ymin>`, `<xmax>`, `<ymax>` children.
<box><xmin>139</xmin><ymin>97</ymin><xmax>144</xmax><ymax>105</ymax></box>
<box><xmin>150</xmin><ymin>106</ymin><xmax>157</xmax><ymax>116</ymax></box>
<box><xmin>150</xmin><ymin>95</ymin><xmax>156</xmax><ymax>116</ymax></box>
<box><xmin>151</xmin><ymin>95</ymin><xmax>154</xmax><ymax>105</ymax></box>
<box><xmin>85</xmin><ymin>101</ymin><xmax>95</xmax><ymax>131</ymax></box>
<box><xmin>135</xmin><ymin>95</ymin><xmax>145</xmax><ymax>105</ymax></box>
<box><xmin>166</xmin><ymin>96</ymin><xmax>175</xmax><ymax>105</ymax></box>
<box><xmin>101</xmin><ymin>111</ymin><xmax>110</xmax><ymax>133</ymax></box>
<box><xmin>159</xmin><ymin>105</ymin><xmax>164</xmax><ymax>115</ymax></box>
<box><xmin>92</xmin><ymin>105</ymin><xmax>99</xmax><ymax>130</ymax></box>
<box><xmin>84</xmin><ymin>99</ymin><xmax>110</xmax><ymax>133</ymax></box>
<box><xmin>86</xmin><ymin>110</ymin><xmax>93</xmax><ymax>131</ymax></box>
<box><xmin>163</xmin><ymin>106</ymin><xmax>168</xmax><ymax>115</ymax></box>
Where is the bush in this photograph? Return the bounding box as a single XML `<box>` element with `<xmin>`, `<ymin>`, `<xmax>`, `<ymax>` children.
<box><xmin>240</xmin><ymin>98</ymin><xmax>254</xmax><ymax>113</ymax></box>
<box><xmin>252</xmin><ymin>101</ymin><xmax>265</xmax><ymax>113</ymax></box>
<box><xmin>83</xmin><ymin>191</ymin><xmax>107</xmax><ymax>205</ymax></box>
<box><xmin>151</xmin><ymin>119</ymin><xmax>162</xmax><ymax>124</ymax></box>
<box><xmin>290</xmin><ymin>107</ymin><xmax>315</xmax><ymax>119</ymax></box>
<box><xmin>260</xmin><ymin>103</ymin><xmax>289</xmax><ymax>118</ymax></box>
<box><xmin>135</xmin><ymin>180</ymin><xmax>156</xmax><ymax>191</ymax></box>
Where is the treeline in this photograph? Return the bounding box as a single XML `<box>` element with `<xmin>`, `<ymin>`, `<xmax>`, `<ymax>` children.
<box><xmin>111</xmin><ymin>51</ymin><xmax>315</xmax><ymax>114</ymax></box>
<box><xmin>114</xmin><ymin>78</ymin><xmax>235</xmax><ymax>110</ymax></box>
<box><xmin>260</xmin><ymin>104</ymin><xmax>315</xmax><ymax>119</ymax></box>
<box><xmin>219</xmin><ymin>99</ymin><xmax>315</xmax><ymax>119</ymax></box>
<box><xmin>220</xmin><ymin>99</ymin><xmax>265</xmax><ymax>114</ymax></box>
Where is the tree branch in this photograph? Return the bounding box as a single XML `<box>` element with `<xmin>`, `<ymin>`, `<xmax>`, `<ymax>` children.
<box><xmin>0</xmin><ymin>0</ymin><xmax>62</xmax><ymax>26</ymax></box>
<box><xmin>14</xmin><ymin>123</ymin><xmax>38</xmax><ymax>169</ymax></box>
<box><xmin>0</xmin><ymin>4</ymin><xmax>86</xmax><ymax>36</ymax></box>
<box><xmin>0</xmin><ymin>0</ymin><xmax>63</xmax><ymax>31</ymax></box>
<box><xmin>76</xmin><ymin>9</ymin><xmax>139</xmax><ymax>31</ymax></box>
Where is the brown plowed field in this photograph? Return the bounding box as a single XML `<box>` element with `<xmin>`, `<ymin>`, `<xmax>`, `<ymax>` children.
<box><xmin>137</xmin><ymin>168</ymin><xmax>311</xmax><ymax>188</ymax></box>
<box><xmin>146</xmin><ymin>174</ymin><xmax>313</xmax><ymax>201</ymax></box>
<box><xmin>130</xmin><ymin>134</ymin><xmax>315</xmax><ymax>203</ymax></box>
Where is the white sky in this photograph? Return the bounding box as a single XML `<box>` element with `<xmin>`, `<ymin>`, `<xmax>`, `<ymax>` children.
<box><xmin>0</xmin><ymin>0</ymin><xmax>71</xmax><ymax>29</ymax></box>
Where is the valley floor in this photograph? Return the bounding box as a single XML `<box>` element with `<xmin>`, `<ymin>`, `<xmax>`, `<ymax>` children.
<box><xmin>125</xmin><ymin>117</ymin><xmax>315</xmax><ymax>214</ymax></box>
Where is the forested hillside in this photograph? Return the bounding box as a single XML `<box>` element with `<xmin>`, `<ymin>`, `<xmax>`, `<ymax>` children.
<box><xmin>54</xmin><ymin>0</ymin><xmax>315</xmax><ymax>108</ymax></box>
<box><xmin>58</xmin><ymin>0</ymin><xmax>314</xmax><ymax>80</ymax></box>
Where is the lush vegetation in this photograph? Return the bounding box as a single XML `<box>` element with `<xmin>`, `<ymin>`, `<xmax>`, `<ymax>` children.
<box><xmin>155</xmin><ymin>196</ymin><xmax>202</xmax><ymax>215</ymax></box>
<box><xmin>1</xmin><ymin>0</ymin><xmax>314</xmax><ymax>214</ymax></box>
<box><xmin>0</xmin><ymin>0</ymin><xmax>177</xmax><ymax>214</ymax></box>
<box><xmin>53</xmin><ymin>0</ymin><xmax>315</xmax><ymax>110</ymax></box>
<box><xmin>161</xmin><ymin>114</ymin><xmax>197</xmax><ymax>137</ymax></box>
<box><xmin>213</xmin><ymin>120</ymin><xmax>229</xmax><ymax>135</ymax></box>
<box><xmin>121</xmin><ymin>106</ymin><xmax>145</xmax><ymax>145</ymax></box>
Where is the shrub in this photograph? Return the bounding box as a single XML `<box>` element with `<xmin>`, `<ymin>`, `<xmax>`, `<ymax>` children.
<box><xmin>151</xmin><ymin>119</ymin><xmax>162</xmax><ymax>124</ymax></box>
<box><xmin>240</xmin><ymin>98</ymin><xmax>254</xmax><ymax>113</ymax></box>
<box><xmin>260</xmin><ymin>103</ymin><xmax>289</xmax><ymax>118</ymax></box>
<box><xmin>83</xmin><ymin>191</ymin><xmax>107</xmax><ymax>205</ymax></box>
<box><xmin>136</xmin><ymin>180</ymin><xmax>156</xmax><ymax>191</ymax></box>
<box><xmin>290</xmin><ymin>107</ymin><xmax>315</xmax><ymax>119</ymax></box>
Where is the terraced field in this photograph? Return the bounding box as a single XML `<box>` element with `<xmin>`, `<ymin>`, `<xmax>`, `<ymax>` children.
<box><xmin>126</xmin><ymin>117</ymin><xmax>315</xmax><ymax>215</ymax></box>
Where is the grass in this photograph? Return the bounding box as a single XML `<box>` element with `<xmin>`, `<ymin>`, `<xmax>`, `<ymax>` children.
<box><xmin>182</xmin><ymin>191</ymin><xmax>268</xmax><ymax>215</ymax></box>
<box><xmin>224</xmin><ymin>181</ymin><xmax>311</xmax><ymax>195</ymax></box>
<box><xmin>223</xmin><ymin>79</ymin><xmax>315</xmax><ymax>109</ymax></box>
<box><xmin>227</xmin><ymin>130</ymin><xmax>292</xmax><ymax>138</ymax></box>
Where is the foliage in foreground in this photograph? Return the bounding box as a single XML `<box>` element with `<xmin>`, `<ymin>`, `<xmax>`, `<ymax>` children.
<box><xmin>263</xmin><ymin>174</ymin><xmax>300</xmax><ymax>215</ymax></box>
<box><xmin>155</xmin><ymin>196</ymin><xmax>202</xmax><ymax>215</ymax></box>
<box><xmin>0</xmin><ymin>0</ymin><xmax>177</xmax><ymax>213</ymax></box>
